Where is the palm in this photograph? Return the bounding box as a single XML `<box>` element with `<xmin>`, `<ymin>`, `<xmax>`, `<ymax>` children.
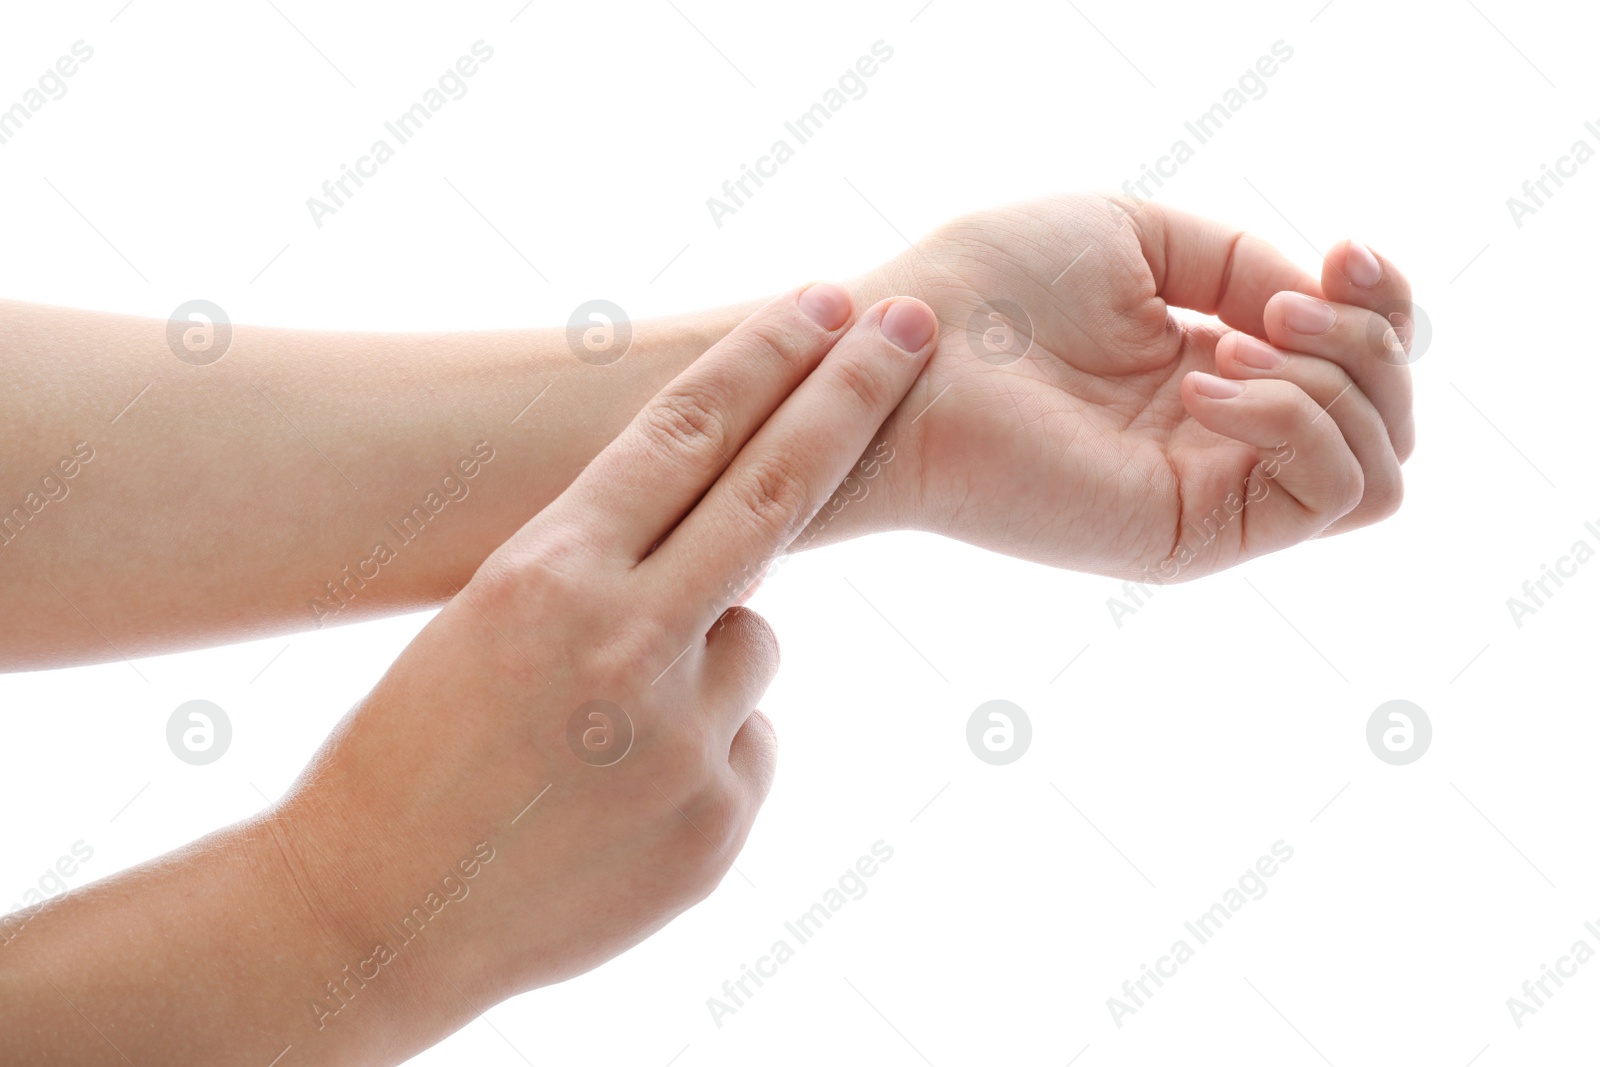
<box><xmin>856</xmin><ymin>194</ymin><xmax>1266</xmax><ymax>580</ymax></box>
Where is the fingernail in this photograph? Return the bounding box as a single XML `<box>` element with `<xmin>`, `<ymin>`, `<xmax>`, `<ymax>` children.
<box><xmin>879</xmin><ymin>299</ymin><xmax>936</xmax><ymax>352</ymax></box>
<box><xmin>1346</xmin><ymin>241</ymin><xmax>1382</xmax><ymax>288</ymax></box>
<box><xmin>798</xmin><ymin>283</ymin><xmax>852</xmax><ymax>330</ymax></box>
<box><xmin>1191</xmin><ymin>372</ymin><xmax>1244</xmax><ymax>399</ymax></box>
<box><xmin>1281</xmin><ymin>292</ymin><xmax>1337</xmax><ymax>335</ymax></box>
<box><xmin>1233</xmin><ymin>334</ymin><xmax>1287</xmax><ymax>371</ymax></box>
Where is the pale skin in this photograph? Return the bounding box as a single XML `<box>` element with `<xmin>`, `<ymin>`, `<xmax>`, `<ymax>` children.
<box><xmin>0</xmin><ymin>195</ymin><xmax>1415</xmax><ymax>1064</ymax></box>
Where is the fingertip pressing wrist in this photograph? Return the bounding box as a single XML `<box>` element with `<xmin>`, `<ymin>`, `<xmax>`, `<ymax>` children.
<box><xmin>652</xmin><ymin>283</ymin><xmax>939</xmax><ymax>549</ymax></box>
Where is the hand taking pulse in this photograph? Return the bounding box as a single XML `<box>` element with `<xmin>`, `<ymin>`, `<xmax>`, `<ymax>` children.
<box><xmin>0</xmin><ymin>285</ymin><xmax>939</xmax><ymax>1065</ymax></box>
<box><xmin>0</xmin><ymin>194</ymin><xmax>1416</xmax><ymax>1067</ymax></box>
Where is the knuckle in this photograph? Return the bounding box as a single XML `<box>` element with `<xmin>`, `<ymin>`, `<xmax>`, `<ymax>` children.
<box><xmin>639</xmin><ymin>388</ymin><xmax>728</xmax><ymax>461</ymax></box>
<box><xmin>1257</xmin><ymin>404</ymin><xmax>1302</xmax><ymax>446</ymax></box>
<box><xmin>1386</xmin><ymin>474</ymin><xmax>1406</xmax><ymax>517</ymax></box>
<box><xmin>740</xmin><ymin>316</ymin><xmax>817</xmax><ymax>373</ymax></box>
<box><xmin>645</xmin><ymin>781</ymin><xmax>746</xmax><ymax>903</ymax></box>
<box><xmin>588</xmin><ymin>607</ymin><xmax>688</xmax><ymax>694</ymax></box>
<box><xmin>682</xmin><ymin>848</ymin><xmax>737</xmax><ymax>903</ymax></box>
<box><xmin>588</xmin><ymin>619</ymin><xmax>675</xmax><ymax>688</ymax></box>
<box><xmin>1291</xmin><ymin>388</ymin><xmax>1328</xmax><ymax>430</ymax></box>
<box><xmin>1393</xmin><ymin>424</ymin><xmax>1416</xmax><ymax>465</ymax></box>
<box><xmin>733</xmin><ymin>455</ymin><xmax>812</xmax><ymax>538</ymax></box>
<box><xmin>1329</xmin><ymin>459</ymin><xmax>1365</xmax><ymax>516</ymax></box>
<box><xmin>685</xmin><ymin>785</ymin><xmax>748</xmax><ymax>860</ymax></box>
<box><xmin>1368</xmin><ymin>468</ymin><xmax>1405</xmax><ymax>522</ymax></box>
<box><xmin>470</xmin><ymin>529</ymin><xmax>590</xmax><ymax>617</ymax></box>
<box><xmin>1324</xmin><ymin>367</ymin><xmax>1357</xmax><ymax>403</ymax></box>
<box><xmin>831</xmin><ymin>353</ymin><xmax>894</xmax><ymax>411</ymax></box>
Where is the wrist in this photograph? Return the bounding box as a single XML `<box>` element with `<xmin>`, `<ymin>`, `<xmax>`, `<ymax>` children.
<box><xmin>840</xmin><ymin>270</ymin><xmax>941</xmax><ymax>538</ymax></box>
<box><xmin>256</xmin><ymin>782</ymin><xmax>477</xmax><ymax>1060</ymax></box>
<box><xmin>606</xmin><ymin>284</ymin><xmax>941</xmax><ymax>547</ymax></box>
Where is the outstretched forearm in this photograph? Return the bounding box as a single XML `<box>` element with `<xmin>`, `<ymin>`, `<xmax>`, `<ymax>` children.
<box><xmin>1</xmin><ymin>296</ymin><xmax>765</xmax><ymax>667</ymax></box>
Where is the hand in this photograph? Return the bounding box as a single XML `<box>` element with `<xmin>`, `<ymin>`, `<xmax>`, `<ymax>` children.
<box><xmin>843</xmin><ymin>194</ymin><xmax>1415</xmax><ymax>581</ymax></box>
<box><xmin>268</xmin><ymin>285</ymin><xmax>937</xmax><ymax>1047</ymax></box>
<box><xmin>0</xmin><ymin>285</ymin><xmax>938</xmax><ymax>1066</ymax></box>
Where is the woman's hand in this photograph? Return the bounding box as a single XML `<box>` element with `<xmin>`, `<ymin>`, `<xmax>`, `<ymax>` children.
<box><xmin>834</xmin><ymin>193</ymin><xmax>1416</xmax><ymax>581</ymax></box>
<box><xmin>0</xmin><ymin>283</ymin><xmax>939</xmax><ymax>1067</ymax></box>
<box><xmin>270</xmin><ymin>284</ymin><xmax>939</xmax><ymax>1048</ymax></box>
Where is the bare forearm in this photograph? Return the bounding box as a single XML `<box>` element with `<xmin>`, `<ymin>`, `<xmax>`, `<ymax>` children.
<box><xmin>0</xmin><ymin>297</ymin><xmax>756</xmax><ymax>667</ymax></box>
<box><xmin>0</xmin><ymin>808</ymin><xmax>468</xmax><ymax>1066</ymax></box>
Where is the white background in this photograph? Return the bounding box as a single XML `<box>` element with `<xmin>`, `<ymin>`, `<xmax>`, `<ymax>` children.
<box><xmin>2</xmin><ymin>1</ymin><xmax>1596</xmax><ymax>1063</ymax></box>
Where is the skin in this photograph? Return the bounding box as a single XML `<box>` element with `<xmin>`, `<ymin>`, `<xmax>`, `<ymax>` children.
<box><xmin>0</xmin><ymin>196</ymin><xmax>1412</xmax><ymax>667</ymax></box>
<box><xmin>849</xmin><ymin>194</ymin><xmax>1415</xmax><ymax>579</ymax></box>
<box><xmin>0</xmin><ymin>285</ymin><xmax>940</xmax><ymax>1065</ymax></box>
<box><xmin>0</xmin><ymin>196</ymin><xmax>1415</xmax><ymax>1063</ymax></box>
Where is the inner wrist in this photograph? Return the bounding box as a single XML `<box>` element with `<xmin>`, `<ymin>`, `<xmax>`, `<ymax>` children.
<box><xmin>633</xmin><ymin>284</ymin><xmax>937</xmax><ymax>546</ymax></box>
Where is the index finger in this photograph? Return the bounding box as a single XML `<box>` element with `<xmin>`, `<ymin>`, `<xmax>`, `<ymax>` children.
<box><xmin>516</xmin><ymin>284</ymin><xmax>858</xmax><ymax>562</ymax></box>
<box><xmin>643</xmin><ymin>297</ymin><xmax>939</xmax><ymax>636</ymax></box>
